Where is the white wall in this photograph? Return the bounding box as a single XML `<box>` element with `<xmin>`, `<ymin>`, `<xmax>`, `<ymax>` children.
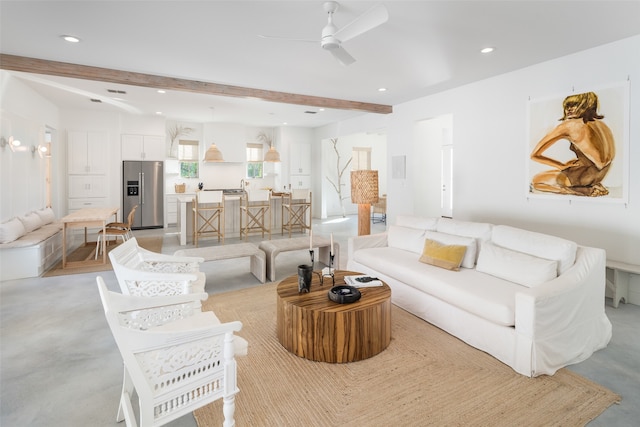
<box><xmin>321</xmin><ymin>132</ymin><xmax>387</xmax><ymax>218</ymax></box>
<box><xmin>384</xmin><ymin>35</ymin><xmax>639</xmax><ymax>266</ymax></box>
<box><xmin>0</xmin><ymin>71</ymin><xmax>60</xmax><ymax>220</ymax></box>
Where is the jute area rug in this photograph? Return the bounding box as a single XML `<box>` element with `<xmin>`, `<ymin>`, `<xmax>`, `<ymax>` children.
<box><xmin>195</xmin><ymin>283</ymin><xmax>620</xmax><ymax>427</ymax></box>
<box><xmin>42</xmin><ymin>236</ymin><xmax>163</xmax><ymax>277</ymax></box>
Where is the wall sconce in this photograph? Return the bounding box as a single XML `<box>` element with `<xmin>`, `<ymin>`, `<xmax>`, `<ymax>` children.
<box><xmin>203</xmin><ymin>142</ymin><xmax>224</xmax><ymax>162</ymax></box>
<box><xmin>351</xmin><ymin>170</ymin><xmax>379</xmax><ymax>236</ymax></box>
<box><xmin>0</xmin><ymin>136</ymin><xmax>21</xmax><ymax>152</ymax></box>
<box><xmin>37</xmin><ymin>143</ymin><xmax>51</xmax><ymax>158</ymax></box>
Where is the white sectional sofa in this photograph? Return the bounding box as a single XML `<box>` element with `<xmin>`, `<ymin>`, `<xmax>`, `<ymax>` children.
<box><xmin>347</xmin><ymin>215</ymin><xmax>612</xmax><ymax>377</ymax></box>
<box><xmin>0</xmin><ymin>208</ymin><xmax>63</xmax><ymax>281</ymax></box>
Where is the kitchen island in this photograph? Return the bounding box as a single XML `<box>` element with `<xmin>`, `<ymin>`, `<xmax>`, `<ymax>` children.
<box><xmin>177</xmin><ymin>190</ymin><xmax>285</xmax><ymax>245</ymax></box>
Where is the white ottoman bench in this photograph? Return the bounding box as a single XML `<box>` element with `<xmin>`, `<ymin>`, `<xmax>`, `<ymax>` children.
<box><xmin>174</xmin><ymin>243</ymin><xmax>266</xmax><ymax>283</ymax></box>
<box><xmin>259</xmin><ymin>236</ymin><xmax>340</xmax><ymax>282</ymax></box>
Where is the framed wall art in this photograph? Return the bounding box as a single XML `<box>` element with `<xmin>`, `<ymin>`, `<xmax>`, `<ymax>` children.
<box><xmin>526</xmin><ymin>81</ymin><xmax>629</xmax><ymax>203</ymax></box>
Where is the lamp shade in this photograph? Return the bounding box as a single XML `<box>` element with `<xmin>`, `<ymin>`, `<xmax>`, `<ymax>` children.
<box><xmin>351</xmin><ymin>170</ymin><xmax>379</xmax><ymax>204</ymax></box>
<box><xmin>264</xmin><ymin>145</ymin><xmax>281</xmax><ymax>162</ymax></box>
<box><xmin>203</xmin><ymin>143</ymin><xmax>224</xmax><ymax>162</ymax></box>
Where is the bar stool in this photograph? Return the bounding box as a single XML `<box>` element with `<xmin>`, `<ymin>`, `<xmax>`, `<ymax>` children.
<box><xmin>240</xmin><ymin>189</ymin><xmax>271</xmax><ymax>240</ymax></box>
<box><xmin>192</xmin><ymin>190</ymin><xmax>224</xmax><ymax>247</ymax></box>
<box><xmin>281</xmin><ymin>189</ymin><xmax>312</xmax><ymax>237</ymax></box>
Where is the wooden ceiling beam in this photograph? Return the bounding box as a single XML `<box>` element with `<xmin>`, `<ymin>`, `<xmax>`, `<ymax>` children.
<box><xmin>0</xmin><ymin>54</ymin><xmax>393</xmax><ymax>115</ymax></box>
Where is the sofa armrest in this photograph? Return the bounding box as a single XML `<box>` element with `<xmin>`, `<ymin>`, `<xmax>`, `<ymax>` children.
<box><xmin>514</xmin><ymin>246</ymin><xmax>610</xmax><ymax>375</ymax></box>
<box><xmin>348</xmin><ymin>232</ymin><xmax>388</xmax><ymax>261</ymax></box>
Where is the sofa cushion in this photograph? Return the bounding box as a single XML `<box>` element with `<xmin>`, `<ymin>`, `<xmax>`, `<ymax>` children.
<box><xmin>0</xmin><ymin>218</ymin><xmax>26</xmax><ymax>244</ymax></box>
<box><xmin>352</xmin><ymin>246</ymin><xmax>517</xmax><ymax>326</ymax></box>
<box><xmin>395</xmin><ymin>215</ymin><xmax>438</xmax><ymax>231</ymax></box>
<box><xmin>476</xmin><ymin>241</ymin><xmax>558</xmax><ymax>288</ymax></box>
<box><xmin>35</xmin><ymin>207</ymin><xmax>56</xmax><ymax>225</ymax></box>
<box><xmin>436</xmin><ymin>218</ymin><xmax>492</xmax><ymax>263</ymax></box>
<box><xmin>388</xmin><ymin>225</ymin><xmax>425</xmax><ymax>254</ymax></box>
<box><xmin>419</xmin><ymin>239</ymin><xmax>467</xmax><ymax>271</ymax></box>
<box><xmin>424</xmin><ymin>231</ymin><xmax>476</xmax><ymax>268</ymax></box>
<box><xmin>491</xmin><ymin>225</ymin><xmax>577</xmax><ymax>275</ymax></box>
<box><xmin>19</xmin><ymin>212</ymin><xmax>43</xmax><ymax>233</ymax></box>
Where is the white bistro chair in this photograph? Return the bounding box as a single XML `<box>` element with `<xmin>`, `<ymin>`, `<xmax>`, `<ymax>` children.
<box><xmin>97</xmin><ymin>276</ymin><xmax>246</xmax><ymax>427</ymax></box>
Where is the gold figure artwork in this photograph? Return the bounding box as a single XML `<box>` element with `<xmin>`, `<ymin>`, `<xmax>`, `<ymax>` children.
<box><xmin>530</xmin><ymin>92</ymin><xmax>615</xmax><ymax>197</ymax></box>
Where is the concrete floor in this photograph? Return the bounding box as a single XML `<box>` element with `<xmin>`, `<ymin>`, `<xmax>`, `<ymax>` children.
<box><xmin>1</xmin><ymin>215</ymin><xmax>638</xmax><ymax>426</ymax></box>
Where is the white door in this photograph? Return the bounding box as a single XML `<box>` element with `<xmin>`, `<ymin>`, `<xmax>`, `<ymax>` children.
<box><xmin>441</xmin><ymin>145</ymin><xmax>453</xmax><ymax>218</ymax></box>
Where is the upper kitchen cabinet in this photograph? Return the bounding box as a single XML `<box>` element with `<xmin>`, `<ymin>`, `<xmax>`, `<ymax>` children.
<box><xmin>121</xmin><ymin>134</ymin><xmax>166</xmax><ymax>161</ymax></box>
<box><xmin>68</xmin><ymin>131</ymin><xmax>108</xmax><ymax>175</ymax></box>
<box><xmin>290</xmin><ymin>141</ymin><xmax>311</xmax><ymax>175</ymax></box>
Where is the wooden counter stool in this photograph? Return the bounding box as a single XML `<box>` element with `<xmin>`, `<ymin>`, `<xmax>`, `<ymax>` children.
<box><xmin>240</xmin><ymin>189</ymin><xmax>271</xmax><ymax>240</ymax></box>
<box><xmin>192</xmin><ymin>190</ymin><xmax>224</xmax><ymax>247</ymax></box>
<box><xmin>282</xmin><ymin>189</ymin><xmax>312</xmax><ymax>237</ymax></box>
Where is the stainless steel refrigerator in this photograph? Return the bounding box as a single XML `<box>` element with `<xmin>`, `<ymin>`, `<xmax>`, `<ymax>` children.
<box><xmin>123</xmin><ymin>161</ymin><xmax>164</xmax><ymax>229</ymax></box>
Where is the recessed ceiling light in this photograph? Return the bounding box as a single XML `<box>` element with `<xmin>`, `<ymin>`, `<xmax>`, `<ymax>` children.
<box><xmin>61</xmin><ymin>35</ymin><xmax>80</xmax><ymax>43</ymax></box>
<box><xmin>378</xmin><ymin>87</ymin><xmax>387</xmax><ymax>92</ymax></box>
<box><xmin>481</xmin><ymin>47</ymin><xmax>495</xmax><ymax>54</ymax></box>
<box><xmin>157</xmin><ymin>90</ymin><xmax>166</xmax><ymax>94</ymax></box>
<box><xmin>319</xmin><ymin>108</ymin><xmax>325</xmax><ymax>112</ymax></box>
<box><xmin>155</xmin><ymin>112</ymin><xmax>163</xmax><ymax>115</ymax></box>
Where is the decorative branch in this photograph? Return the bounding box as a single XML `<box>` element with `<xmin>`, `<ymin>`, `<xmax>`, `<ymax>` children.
<box><xmin>168</xmin><ymin>123</ymin><xmax>194</xmax><ymax>157</ymax></box>
<box><xmin>325</xmin><ymin>138</ymin><xmax>352</xmax><ymax>217</ymax></box>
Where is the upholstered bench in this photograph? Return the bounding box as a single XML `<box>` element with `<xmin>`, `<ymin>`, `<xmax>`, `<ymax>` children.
<box><xmin>259</xmin><ymin>236</ymin><xmax>340</xmax><ymax>282</ymax></box>
<box><xmin>175</xmin><ymin>242</ymin><xmax>267</xmax><ymax>283</ymax></box>
<box><xmin>0</xmin><ymin>208</ymin><xmax>62</xmax><ymax>280</ymax></box>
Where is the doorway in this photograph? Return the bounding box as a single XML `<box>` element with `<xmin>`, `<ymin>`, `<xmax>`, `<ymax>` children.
<box><xmin>413</xmin><ymin>114</ymin><xmax>453</xmax><ymax>218</ymax></box>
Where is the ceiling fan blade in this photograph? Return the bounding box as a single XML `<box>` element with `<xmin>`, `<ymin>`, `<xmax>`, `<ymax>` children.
<box><xmin>257</xmin><ymin>34</ymin><xmax>318</xmax><ymax>43</ymax></box>
<box><xmin>333</xmin><ymin>3</ymin><xmax>388</xmax><ymax>42</ymax></box>
<box><xmin>330</xmin><ymin>46</ymin><xmax>356</xmax><ymax>66</ymax></box>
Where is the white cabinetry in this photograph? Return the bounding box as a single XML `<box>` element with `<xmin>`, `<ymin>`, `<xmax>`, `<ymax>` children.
<box><xmin>165</xmin><ymin>193</ymin><xmax>194</xmax><ymax>227</ymax></box>
<box><xmin>67</xmin><ymin>131</ymin><xmax>109</xmax><ymax>213</ymax></box>
<box><xmin>290</xmin><ymin>141</ymin><xmax>311</xmax><ymax>175</ymax></box>
<box><xmin>68</xmin><ymin>131</ymin><xmax>107</xmax><ymax>175</ymax></box>
<box><xmin>291</xmin><ymin>175</ymin><xmax>311</xmax><ymax>189</ymax></box>
<box><xmin>289</xmin><ymin>141</ymin><xmax>311</xmax><ymax>189</ymax></box>
<box><xmin>122</xmin><ymin>134</ymin><xmax>166</xmax><ymax>160</ymax></box>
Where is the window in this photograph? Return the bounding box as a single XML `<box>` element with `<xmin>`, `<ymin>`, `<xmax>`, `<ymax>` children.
<box><xmin>352</xmin><ymin>147</ymin><xmax>372</xmax><ymax>170</ymax></box>
<box><xmin>246</xmin><ymin>143</ymin><xmax>263</xmax><ymax>179</ymax></box>
<box><xmin>179</xmin><ymin>140</ymin><xmax>199</xmax><ymax>178</ymax></box>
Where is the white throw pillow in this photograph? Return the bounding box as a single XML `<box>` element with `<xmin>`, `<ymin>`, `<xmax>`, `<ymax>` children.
<box><xmin>19</xmin><ymin>212</ymin><xmax>43</xmax><ymax>233</ymax></box>
<box><xmin>491</xmin><ymin>225</ymin><xmax>577</xmax><ymax>275</ymax></box>
<box><xmin>35</xmin><ymin>207</ymin><xmax>56</xmax><ymax>225</ymax></box>
<box><xmin>395</xmin><ymin>215</ymin><xmax>438</xmax><ymax>231</ymax></box>
<box><xmin>424</xmin><ymin>231</ymin><xmax>477</xmax><ymax>268</ymax></box>
<box><xmin>476</xmin><ymin>241</ymin><xmax>558</xmax><ymax>288</ymax></box>
<box><xmin>0</xmin><ymin>218</ymin><xmax>26</xmax><ymax>244</ymax></box>
<box><xmin>387</xmin><ymin>225</ymin><xmax>425</xmax><ymax>254</ymax></box>
<box><xmin>437</xmin><ymin>217</ymin><xmax>493</xmax><ymax>242</ymax></box>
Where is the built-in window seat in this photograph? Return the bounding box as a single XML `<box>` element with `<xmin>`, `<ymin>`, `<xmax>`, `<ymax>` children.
<box><xmin>0</xmin><ymin>208</ymin><xmax>63</xmax><ymax>281</ymax></box>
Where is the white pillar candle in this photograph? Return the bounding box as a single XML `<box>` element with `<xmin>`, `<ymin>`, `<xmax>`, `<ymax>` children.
<box><xmin>330</xmin><ymin>233</ymin><xmax>334</xmax><ymax>254</ymax></box>
<box><xmin>310</xmin><ymin>230</ymin><xmax>313</xmax><ymax>250</ymax></box>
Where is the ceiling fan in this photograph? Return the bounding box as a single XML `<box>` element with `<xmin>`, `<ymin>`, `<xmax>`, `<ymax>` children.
<box><xmin>259</xmin><ymin>1</ymin><xmax>389</xmax><ymax>66</ymax></box>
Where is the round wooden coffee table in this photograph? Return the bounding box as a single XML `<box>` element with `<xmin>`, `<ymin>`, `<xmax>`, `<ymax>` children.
<box><xmin>276</xmin><ymin>270</ymin><xmax>391</xmax><ymax>363</ymax></box>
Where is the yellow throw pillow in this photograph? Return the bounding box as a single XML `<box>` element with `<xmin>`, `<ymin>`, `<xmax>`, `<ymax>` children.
<box><xmin>419</xmin><ymin>239</ymin><xmax>467</xmax><ymax>271</ymax></box>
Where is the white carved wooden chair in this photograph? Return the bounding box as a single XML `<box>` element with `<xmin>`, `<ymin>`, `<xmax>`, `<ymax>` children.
<box><xmin>97</xmin><ymin>276</ymin><xmax>245</xmax><ymax>427</ymax></box>
<box><xmin>109</xmin><ymin>237</ymin><xmax>206</xmax><ymax>296</ymax></box>
<box><xmin>281</xmin><ymin>189</ymin><xmax>312</xmax><ymax>237</ymax></box>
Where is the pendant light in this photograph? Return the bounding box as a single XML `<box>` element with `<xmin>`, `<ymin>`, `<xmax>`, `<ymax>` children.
<box><xmin>204</xmin><ymin>143</ymin><xmax>224</xmax><ymax>162</ymax></box>
<box><xmin>203</xmin><ymin>107</ymin><xmax>224</xmax><ymax>162</ymax></box>
<box><xmin>260</xmin><ymin>131</ymin><xmax>280</xmax><ymax>162</ymax></box>
<box><xmin>264</xmin><ymin>144</ymin><xmax>281</xmax><ymax>162</ymax></box>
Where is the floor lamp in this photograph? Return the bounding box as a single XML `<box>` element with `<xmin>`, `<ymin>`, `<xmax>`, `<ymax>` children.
<box><xmin>351</xmin><ymin>170</ymin><xmax>379</xmax><ymax>236</ymax></box>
